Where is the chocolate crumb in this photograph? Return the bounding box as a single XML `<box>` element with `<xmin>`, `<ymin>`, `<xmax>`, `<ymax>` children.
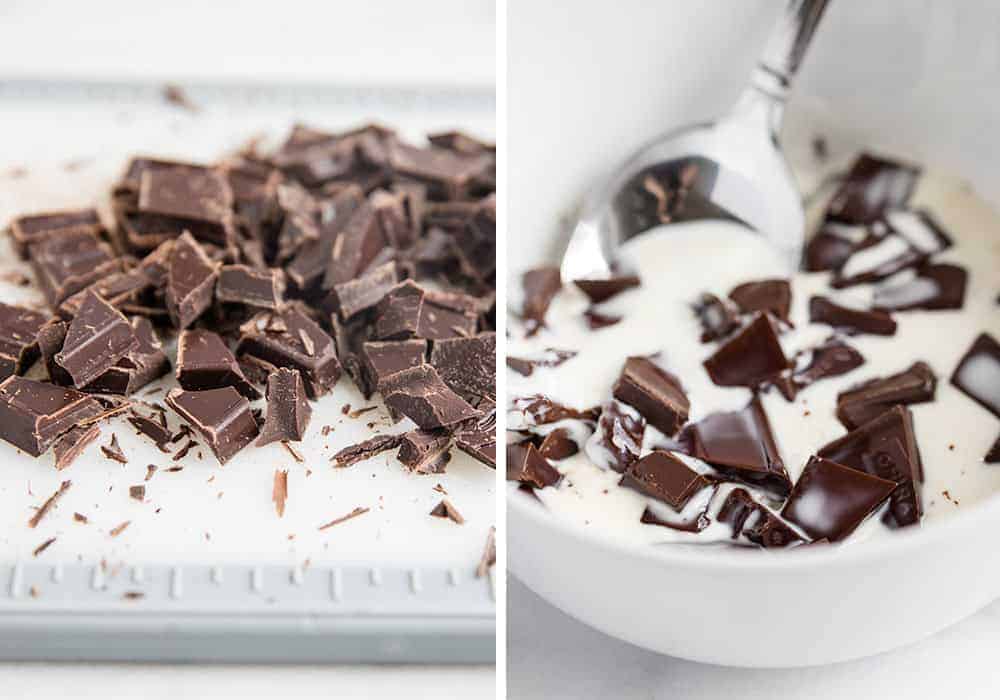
<box><xmin>273</xmin><ymin>469</ymin><xmax>289</xmax><ymax>517</ymax></box>
<box><xmin>123</xmin><ymin>591</ymin><xmax>145</xmax><ymax>600</ymax></box>
<box><xmin>33</xmin><ymin>537</ymin><xmax>57</xmax><ymax>557</ymax></box>
<box><xmin>318</xmin><ymin>506</ymin><xmax>369</xmax><ymax>530</ymax></box>
<box><xmin>475</xmin><ymin>526</ymin><xmax>496</xmax><ymax>577</ymax></box>
<box><xmin>433</xmin><ymin>483</ymin><xmax>447</xmax><ymax>495</ymax></box>
<box><xmin>100</xmin><ymin>434</ymin><xmax>128</xmax><ymax>464</ymax></box>
<box><xmin>348</xmin><ymin>406</ymin><xmax>378</xmax><ymax>419</ymax></box>
<box><xmin>429</xmin><ymin>498</ymin><xmax>465</xmax><ymax>524</ymax></box>
<box><xmin>162</xmin><ymin>83</ymin><xmax>199</xmax><ymax>112</ymax></box>
<box><xmin>28</xmin><ymin>480</ymin><xmax>72</xmax><ymax>528</ymax></box>
<box><xmin>281</xmin><ymin>441</ymin><xmax>304</xmax><ymax>463</ymax></box>
<box><xmin>145</xmin><ymin>465</ymin><xmax>157</xmax><ymax>481</ymax></box>
<box><xmin>173</xmin><ymin>439</ymin><xmax>197</xmax><ymax>461</ymax></box>
<box><xmin>129</xmin><ymin>485</ymin><xmax>145</xmax><ymax>501</ymax></box>
<box><xmin>165</xmin><ymin>466</ymin><xmax>184</xmax><ymax>473</ymax></box>
<box><xmin>341</xmin><ymin>404</ymin><xmax>351</xmax><ymax>415</ymax></box>
<box><xmin>73</xmin><ymin>512</ymin><xmax>88</xmax><ymax>523</ymax></box>
<box><xmin>109</xmin><ymin>521</ymin><xmax>130</xmax><ymax>537</ymax></box>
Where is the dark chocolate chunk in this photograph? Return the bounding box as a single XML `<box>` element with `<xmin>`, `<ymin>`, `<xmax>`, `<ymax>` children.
<box><xmin>703</xmin><ymin>313</ymin><xmax>789</xmax><ymax>388</ymax></box>
<box><xmin>729</xmin><ymin>279</ymin><xmax>791</xmax><ymax>322</ymax></box>
<box><xmin>692</xmin><ymin>293</ymin><xmax>740</xmax><ymax>342</ymax></box>
<box><xmin>373</xmin><ymin>280</ymin><xmax>424</xmax><ymax>340</ymax></box>
<box><xmin>775</xmin><ymin>338</ymin><xmax>864</xmax><ymax>400</ymax></box>
<box><xmin>454</xmin><ymin>410</ymin><xmax>497</xmax><ymax>468</ymax></box>
<box><xmin>802</xmin><ymin>221</ymin><xmax>868</xmax><ymax>272</ymax></box>
<box><xmin>55</xmin><ymin>290</ymin><xmax>139</xmax><ymax>389</ymax></box>
<box><xmin>429</xmin><ymin>332</ymin><xmax>496</xmax><ymax>402</ymax></box>
<box><xmin>832</xmin><ymin>233</ymin><xmax>925</xmax><ymax>288</ymax></box>
<box><xmin>29</xmin><ymin>230</ymin><xmax>120</xmax><ymax>305</ymax></box>
<box><xmin>509</xmin><ymin>395</ymin><xmax>599</xmax><ymax>429</ymax></box>
<box><xmin>387</xmin><ymin>141</ymin><xmax>491</xmax><ymax>200</ymax></box>
<box><xmin>873</xmin><ymin>263</ymin><xmax>968</xmax><ymax>312</ymax></box>
<box><xmin>138</xmin><ymin>167</ymin><xmax>233</xmax><ymax>225</ymax></box>
<box><xmin>285</xmin><ymin>186</ymin><xmax>364</xmax><ymax>292</ymax></box>
<box><xmin>330</xmin><ymin>433</ymin><xmax>402</xmax><ymax>468</ymax></box>
<box><xmin>52</xmin><ymin>424</ymin><xmax>100</xmax><ymax>470</ymax></box>
<box><xmin>781</xmin><ymin>456</ymin><xmax>896</xmax><ymax>541</ymax></box>
<box><xmin>572</xmin><ymin>275</ymin><xmax>640</xmax><ymax>304</ymax></box>
<box><xmin>507</xmin><ymin>441</ymin><xmax>560</xmax><ymax>488</ymax></box>
<box><xmin>586</xmin><ymin>400</ymin><xmax>644</xmax><ymax>472</ymax></box>
<box><xmin>57</xmin><ymin>270</ymin><xmax>153</xmax><ymax>319</ymax></box>
<box><xmin>583</xmin><ymin>309</ymin><xmax>622</xmax><ymax>329</ymax></box>
<box><xmin>506</xmin><ymin>348</ymin><xmax>576</xmax><ymax>377</ymax></box>
<box><xmin>256</xmin><ymin>368</ymin><xmax>312</xmax><ymax>445</ymax></box>
<box><xmin>537</xmin><ymin>427</ymin><xmax>578</xmax><ymax>461</ymax></box>
<box><xmin>380</xmin><ymin>365</ymin><xmax>481</xmax><ymax>430</ymax></box>
<box><xmin>359</xmin><ymin>339</ymin><xmax>427</xmax><ymax>398</ymax></box>
<box><xmin>612</xmin><ymin>356</ymin><xmax>689</xmax><ymax>436</ymax></box>
<box><xmin>165</xmin><ymin>387</ymin><xmax>259</xmax><ymax>464</ymax></box>
<box><xmin>333</xmin><ymin>261</ymin><xmax>397</xmax><ymax>320</ymax></box>
<box><xmin>818</xmin><ymin>406</ymin><xmax>923</xmax><ymax>527</ymax></box>
<box><xmin>323</xmin><ymin>203</ymin><xmax>387</xmax><ymax>289</ymax></box>
<box><xmin>950</xmin><ymin>333</ymin><xmax>1000</xmax><ymax>419</ymax></box>
<box><xmin>397</xmin><ymin>429</ymin><xmax>453</xmax><ymax>474</ymax></box>
<box><xmin>176</xmin><ymin>329</ymin><xmax>259</xmax><ymax>400</ymax></box>
<box><xmin>826</xmin><ymin>153</ymin><xmax>920</xmax><ymax>224</ymax></box>
<box><xmin>683</xmin><ymin>397</ymin><xmax>791</xmax><ymax>496</ymax></box>
<box><xmin>236</xmin><ymin>306</ymin><xmax>342</xmax><ymax>398</ymax></box>
<box><xmin>83</xmin><ymin>317</ymin><xmax>171</xmax><ymax>395</ymax></box>
<box><xmin>716</xmin><ymin>488</ymin><xmax>803</xmax><ymax>548</ymax></box>
<box><xmin>165</xmin><ymin>232</ymin><xmax>219</xmax><ymax>329</ymax></box>
<box><xmin>215</xmin><ymin>265</ymin><xmax>284</xmax><ymax>309</ymax></box>
<box><xmin>427</xmin><ymin>131</ymin><xmax>494</xmax><ymax>154</ymax></box>
<box><xmin>9</xmin><ymin>208</ymin><xmax>103</xmax><ymax>258</ymax></box>
<box><xmin>521</xmin><ymin>267</ymin><xmax>561</xmax><ymax>324</ymax></box>
<box><xmin>808</xmin><ymin>296</ymin><xmax>896</xmax><ymax>336</ymax></box>
<box><xmin>836</xmin><ymin>362</ymin><xmax>937</xmax><ymax>430</ymax></box>
<box><xmin>0</xmin><ymin>376</ymin><xmax>104</xmax><ymax>456</ymax></box>
<box><xmin>620</xmin><ymin>451</ymin><xmax>710</xmax><ymax>511</ymax></box>
<box><xmin>986</xmin><ymin>435</ymin><xmax>1000</xmax><ymax>464</ymax></box>
<box><xmin>0</xmin><ymin>302</ymin><xmax>48</xmax><ymax>381</ymax></box>
<box><xmin>884</xmin><ymin>209</ymin><xmax>951</xmax><ymax>255</ymax></box>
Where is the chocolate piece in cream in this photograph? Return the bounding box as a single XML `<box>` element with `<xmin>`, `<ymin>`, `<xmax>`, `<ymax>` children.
<box><xmin>950</xmin><ymin>333</ymin><xmax>1000</xmax><ymax>419</ymax></box>
<box><xmin>572</xmin><ymin>275</ymin><xmax>641</xmax><ymax>304</ymax></box>
<box><xmin>826</xmin><ymin>153</ymin><xmax>920</xmax><ymax>224</ymax></box>
<box><xmin>507</xmin><ymin>441</ymin><xmax>560</xmax><ymax>489</ymax></box>
<box><xmin>775</xmin><ymin>338</ymin><xmax>864</xmax><ymax>400</ymax></box>
<box><xmin>692</xmin><ymin>293</ymin><xmax>741</xmax><ymax>342</ymax></box>
<box><xmin>836</xmin><ymin>362</ymin><xmax>937</xmax><ymax>430</ymax></box>
<box><xmin>873</xmin><ymin>263</ymin><xmax>968</xmax><ymax>312</ymax></box>
<box><xmin>809</xmin><ymin>296</ymin><xmax>897</xmax><ymax>336</ymax></box>
<box><xmin>520</xmin><ymin>267</ymin><xmax>561</xmax><ymax>324</ymax></box>
<box><xmin>717</xmin><ymin>488</ymin><xmax>803</xmax><ymax>548</ymax></box>
<box><xmin>612</xmin><ymin>356</ymin><xmax>689</xmax><ymax>436</ymax></box>
<box><xmin>537</xmin><ymin>427</ymin><xmax>579</xmax><ymax>461</ymax></box>
<box><xmin>703</xmin><ymin>313</ymin><xmax>789</xmax><ymax>388</ymax></box>
<box><xmin>781</xmin><ymin>456</ymin><xmax>896</xmax><ymax>542</ymax></box>
<box><xmin>620</xmin><ymin>451</ymin><xmax>711</xmax><ymax>511</ymax></box>
<box><xmin>728</xmin><ymin>279</ymin><xmax>791</xmax><ymax>322</ymax></box>
<box><xmin>585</xmin><ymin>400</ymin><xmax>644</xmax><ymax>473</ymax></box>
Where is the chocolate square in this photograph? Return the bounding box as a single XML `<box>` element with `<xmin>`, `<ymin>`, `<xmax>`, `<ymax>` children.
<box><xmin>612</xmin><ymin>356</ymin><xmax>689</xmax><ymax>436</ymax></box>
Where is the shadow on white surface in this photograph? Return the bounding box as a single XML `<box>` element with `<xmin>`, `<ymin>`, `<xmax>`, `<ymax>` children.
<box><xmin>508</xmin><ymin>576</ymin><xmax>1000</xmax><ymax>699</ymax></box>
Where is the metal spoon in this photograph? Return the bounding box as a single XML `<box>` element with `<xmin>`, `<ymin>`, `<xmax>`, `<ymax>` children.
<box><xmin>560</xmin><ymin>0</ymin><xmax>830</xmax><ymax>283</ymax></box>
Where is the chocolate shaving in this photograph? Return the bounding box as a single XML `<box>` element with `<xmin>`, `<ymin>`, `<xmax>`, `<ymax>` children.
<box><xmin>475</xmin><ymin>526</ymin><xmax>496</xmax><ymax>577</ymax></box>
<box><xmin>100</xmin><ymin>433</ymin><xmax>128</xmax><ymax>464</ymax></box>
<box><xmin>429</xmin><ymin>498</ymin><xmax>465</xmax><ymax>524</ymax></box>
<box><xmin>318</xmin><ymin>506</ymin><xmax>369</xmax><ymax>530</ymax></box>
<box><xmin>331</xmin><ymin>434</ymin><xmax>402</xmax><ymax>468</ymax></box>
<box><xmin>129</xmin><ymin>485</ymin><xmax>145</xmax><ymax>501</ymax></box>
<box><xmin>273</xmin><ymin>469</ymin><xmax>288</xmax><ymax>517</ymax></box>
<box><xmin>28</xmin><ymin>480</ymin><xmax>71</xmax><ymax>528</ymax></box>
<box><xmin>33</xmin><ymin>537</ymin><xmax>57</xmax><ymax>557</ymax></box>
<box><xmin>109</xmin><ymin>520</ymin><xmax>130</xmax><ymax>537</ymax></box>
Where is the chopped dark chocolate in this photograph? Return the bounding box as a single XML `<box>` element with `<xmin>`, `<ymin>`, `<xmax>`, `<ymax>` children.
<box><xmin>703</xmin><ymin>313</ymin><xmax>789</xmax><ymax>388</ymax></box>
<box><xmin>381</xmin><ymin>365</ymin><xmax>481</xmax><ymax>430</ymax></box>
<box><xmin>52</xmin><ymin>424</ymin><xmax>100</xmax><ymax>470</ymax></box>
<box><xmin>165</xmin><ymin>386</ymin><xmax>259</xmax><ymax>464</ymax></box>
<box><xmin>537</xmin><ymin>428</ymin><xmax>579</xmax><ymax>461</ymax></box>
<box><xmin>507</xmin><ymin>441</ymin><xmax>560</xmax><ymax>488</ymax></box>
<box><xmin>453</xmin><ymin>410</ymin><xmax>497</xmax><ymax>468</ymax></box>
<box><xmin>165</xmin><ymin>232</ymin><xmax>218</xmax><ymax>328</ymax></box>
<box><xmin>359</xmin><ymin>339</ymin><xmax>427</xmax><ymax>398</ymax></box>
<box><xmin>83</xmin><ymin>317</ymin><xmax>171</xmax><ymax>395</ymax></box>
<box><xmin>873</xmin><ymin>263</ymin><xmax>968</xmax><ymax>312</ymax></box>
<box><xmin>506</xmin><ymin>348</ymin><xmax>575</xmax><ymax>377</ymax></box>
<box><xmin>612</xmin><ymin>356</ymin><xmax>689</xmax><ymax>436</ymax></box>
<box><xmin>373</xmin><ymin>280</ymin><xmax>424</xmax><ymax>340</ymax></box>
<box><xmin>0</xmin><ymin>376</ymin><xmax>104</xmax><ymax>456</ymax></box>
<box><xmin>236</xmin><ymin>305</ymin><xmax>342</xmax><ymax>398</ymax></box>
<box><xmin>323</xmin><ymin>202</ymin><xmax>386</xmax><ymax>289</ymax></box>
<box><xmin>583</xmin><ymin>309</ymin><xmax>622</xmax><ymax>329</ymax></box>
<box><xmin>729</xmin><ymin>279</ymin><xmax>791</xmax><ymax>322</ymax></box>
<box><xmin>884</xmin><ymin>209</ymin><xmax>951</xmax><ymax>255</ymax></box>
<box><xmin>138</xmin><ymin>167</ymin><xmax>232</xmax><ymax>225</ymax></box>
<box><xmin>429</xmin><ymin>498</ymin><xmax>465</xmax><ymax>524</ymax></box>
<box><xmin>692</xmin><ymin>293</ymin><xmax>741</xmax><ymax>342</ymax></box>
<box><xmin>809</xmin><ymin>296</ymin><xmax>896</xmax><ymax>336</ymax></box>
<box><xmin>832</xmin><ymin>233</ymin><xmax>925</xmax><ymax>288</ymax></box>
<box><xmin>0</xmin><ymin>301</ymin><xmax>48</xmax><ymax>381</ymax></box>
<box><xmin>417</xmin><ymin>289</ymin><xmax>479</xmax><ymax>340</ymax></box>
<box><xmin>826</xmin><ymin>153</ymin><xmax>920</xmax><ymax>224</ymax></box>
<box><xmin>57</xmin><ymin>269</ymin><xmax>152</xmax><ymax>319</ymax></box>
<box><xmin>216</xmin><ymin>265</ymin><xmax>284</xmax><ymax>309</ymax></box>
<box><xmin>717</xmin><ymin>488</ymin><xmax>803</xmax><ymax>548</ymax></box>
<box><xmin>586</xmin><ymin>400</ymin><xmax>644</xmax><ymax>472</ymax></box>
<box><xmin>29</xmin><ymin>230</ymin><xmax>120</xmax><ymax>305</ymax></box>
<box><xmin>775</xmin><ymin>338</ymin><xmax>864</xmax><ymax>401</ymax></box>
<box><xmin>682</xmin><ymin>397</ymin><xmax>791</xmax><ymax>496</ymax></box>
<box><xmin>9</xmin><ymin>208</ymin><xmax>103</xmax><ymax>258</ymax></box>
<box><xmin>333</xmin><ymin>261</ymin><xmax>397</xmax><ymax>320</ymax></box>
<box><xmin>256</xmin><ymin>368</ymin><xmax>312</xmax><ymax>445</ymax></box>
<box><xmin>509</xmin><ymin>394</ymin><xmax>599</xmax><ymax>428</ymax></box>
<box><xmin>176</xmin><ymin>329</ymin><xmax>259</xmax><ymax>399</ymax></box>
<box><xmin>331</xmin><ymin>433</ymin><xmax>402</xmax><ymax>468</ymax></box>
<box><xmin>127</xmin><ymin>411</ymin><xmax>172</xmax><ymax>450</ymax></box>
<box><xmin>53</xmin><ymin>290</ymin><xmax>138</xmax><ymax>389</ymax></box>
<box><xmin>818</xmin><ymin>406</ymin><xmax>923</xmax><ymax>527</ymax></box>
<box><xmin>572</xmin><ymin>275</ymin><xmax>641</xmax><ymax>304</ymax></box>
<box><xmin>620</xmin><ymin>451</ymin><xmax>711</xmax><ymax>511</ymax></box>
<box><xmin>950</xmin><ymin>333</ymin><xmax>1000</xmax><ymax>419</ymax></box>
<box><xmin>520</xmin><ymin>267</ymin><xmax>561</xmax><ymax>324</ymax></box>
<box><xmin>430</xmin><ymin>332</ymin><xmax>496</xmax><ymax>402</ymax></box>
<box><xmin>802</xmin><ymin>221</ymin><xmax>867</xmax><ymax>272</ymax></box>
<box><xmin>836</xmin><ymin>362</ymin><xmax>937</xmax><ymax>429</ymax></box>
<box><xmin>781</xmin><ymin>456</ymin><xmax>896</xmax><ymax>541</ymax></box>
<box><xmin>100</xmin><ymin>433</ymin><xmax>128</xmax><ymax>463</ymax></box>
<box><xmin>386</xmin><ymin>140</ymin><xmax>491</xmax><ymax>200</ymax></box>
<box><xmin>397</xmin><ymin>429</ymin><xmax>453</xmax><ymax>474</ymax></box>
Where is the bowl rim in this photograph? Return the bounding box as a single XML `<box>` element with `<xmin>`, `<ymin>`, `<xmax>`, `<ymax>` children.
<box><xmin>507</xmin><ymin>481</ymin><xmax>1000</xmax><ymax>571</ymax></box>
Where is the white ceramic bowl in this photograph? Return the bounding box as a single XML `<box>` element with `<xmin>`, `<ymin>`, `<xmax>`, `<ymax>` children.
<box><xmin>508</xmin><ymin>0</ymin><xmax>1000</xmax><ymax>667</ymax></box>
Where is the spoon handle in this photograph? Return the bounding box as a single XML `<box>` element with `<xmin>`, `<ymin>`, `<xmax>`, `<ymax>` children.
<box><xmin>752</xmin><ymin>0</ymin><xmax>830</xmax><ymax>100</ymax></box>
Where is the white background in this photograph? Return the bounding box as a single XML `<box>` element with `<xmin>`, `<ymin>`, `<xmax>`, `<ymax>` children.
<box><xmin>0</xmin><ymin>1</ymin><xmax>495</xmax><ymax>697</ymax></box>
<box><xmin>507</xmin><ymin>0</ymin><xmax>1000</xmax><ymax>697</ymax></box>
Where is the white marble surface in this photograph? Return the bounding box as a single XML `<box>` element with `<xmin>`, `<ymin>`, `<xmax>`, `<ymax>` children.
<box><xmin>509</xmin><ymin>576</ymin><xmax>1000</xmax><ymax>698</ymax></box>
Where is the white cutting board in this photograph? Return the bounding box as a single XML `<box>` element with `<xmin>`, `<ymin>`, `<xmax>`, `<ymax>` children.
<box><xmin>0</xmin><ymin>83</ymin><xmax>496</xmax><ymax>571</ymax></box>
